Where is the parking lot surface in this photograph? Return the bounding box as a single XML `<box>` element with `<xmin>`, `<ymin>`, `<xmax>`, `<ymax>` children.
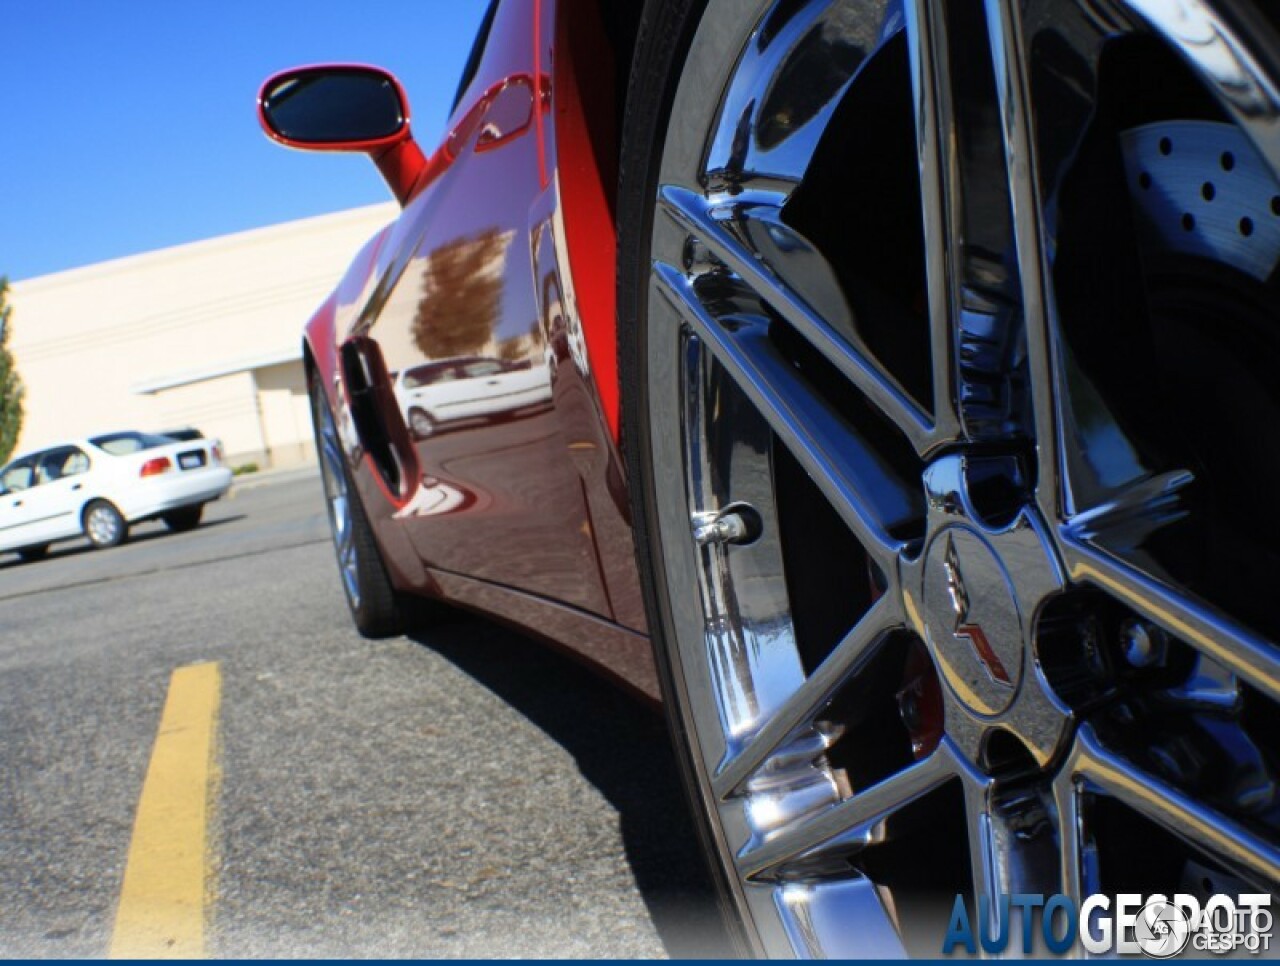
<box><xmin>0</xmin><ymin>470</ymin><xmax>726</xmax><ymax>957</ymax></box>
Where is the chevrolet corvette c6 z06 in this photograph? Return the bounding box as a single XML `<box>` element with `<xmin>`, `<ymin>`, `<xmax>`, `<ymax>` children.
<box><xmin>258</xmin><ymin>0</ymin><xmax>1280</xmax><ymax>955</ymax></box>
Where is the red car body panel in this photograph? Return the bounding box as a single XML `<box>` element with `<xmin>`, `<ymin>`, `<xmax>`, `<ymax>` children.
<box><xmin>297</xmin><ymin>0</ymin><xmax>656</xmax><ymax>700</ymax></box>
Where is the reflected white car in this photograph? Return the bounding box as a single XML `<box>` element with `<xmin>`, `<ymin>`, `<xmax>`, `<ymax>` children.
<box><xmin>0</xmin><ymin>431</ymin><xmax>233</xmax><ymax>560</ymax></box>
<box><xmin>392</xmin><ymin>356</ymin><xmax>552</xmax><ymax>439</ymax></box>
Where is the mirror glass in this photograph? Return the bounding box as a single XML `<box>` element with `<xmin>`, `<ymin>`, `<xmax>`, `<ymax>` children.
<box><xmin>263</xmin><ymin>70</ymin><xmax>405</xmax><ymax>144</ymax></box>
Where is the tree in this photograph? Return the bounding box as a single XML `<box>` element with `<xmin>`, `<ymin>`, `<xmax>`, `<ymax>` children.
<box><xmin>0</xmin><ymin>278</ymin><xmax>24</xmax><ymax>465</ymax></box>
<box><xmin>496</xmin><ymin>335</ymin><xmax>526</xmax><ymax>362</ymax></box>
<box><xmin>411</xmin><ymin>228</ymin><xmax>509</xmax><ymax>360</ymax></box>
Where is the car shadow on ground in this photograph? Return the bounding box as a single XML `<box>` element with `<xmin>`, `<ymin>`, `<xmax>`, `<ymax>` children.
<box><xmin>0</xmin><ymin>515</ymin><xmax>247</xmax><ymax>570</ymax></box>
<box><xmin>404</xmin><ymin>611</ymin><xmax>736</xmax><ymax>959</ymax></box>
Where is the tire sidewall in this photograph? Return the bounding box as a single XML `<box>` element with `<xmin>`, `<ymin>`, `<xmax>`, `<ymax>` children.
<box><xmin>617</xmin><ymin>0</ymin><xmax>773</xmax><ymax>954</ymax></box>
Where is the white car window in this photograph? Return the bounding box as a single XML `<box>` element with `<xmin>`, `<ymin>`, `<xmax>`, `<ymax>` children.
<box><xmin>1</xmin><ymin>459</ymin><xmax>35</xmax><ymax>493</ymax></box>
<box><xmin>404</xmin><ymin>365</ymin><xmax>457</xmax><ymax>389</ymax></box>
<box><xmin>89</xmin><ymin>431</ymin><xmax>172</xmax><ymax>455</ymax></box>
<box><xmin>37</xmin><ymin>447</ymin><xmax>90</xmax><ymax>484</ymax></box>
<box><xmin>463</xmin><ymin>360</ymin><xmax>504</xmax><ymax>378</ymax></box>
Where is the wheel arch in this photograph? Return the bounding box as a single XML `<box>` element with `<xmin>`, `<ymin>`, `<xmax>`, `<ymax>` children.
<box><xmin>76</xmin><ymin>497</ymin><xmax>98</xmax><ymax>526</ymax></box>
<box><xmin>79</xmin><ymin>494</ymin><xmax>118</xmax><ymax>526</ymax></box>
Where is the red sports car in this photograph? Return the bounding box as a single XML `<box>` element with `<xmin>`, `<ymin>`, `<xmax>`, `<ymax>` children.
<box><xmin>259</xmin><ymin>0</ymin><xmax>1280</xmax><ymax>955</ymax></box>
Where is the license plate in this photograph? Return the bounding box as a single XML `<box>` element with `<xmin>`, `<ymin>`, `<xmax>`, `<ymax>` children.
<box><xmin>179</xmin><ymin>454</ymin><xmax>202</xmax><ymax>469</ymax></box>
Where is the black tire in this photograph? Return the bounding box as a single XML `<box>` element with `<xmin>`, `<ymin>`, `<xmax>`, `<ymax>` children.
<box><xmin>162</xmin><ymin>505</ymin><xmax>204</xmax><ymax>532</ymax></box>
<box><xmin>16</xmin><ymin>544</ymin><xmax>49</xmax><ymax>563</ymax></box>
<box><xmin>617</xmin><ymin>0</ymin><xmax>749</xmax><ymax>954</ymax></box>
<box><xmin>345</xmin><ymin>471</ymin><xmax>404</xmax><ymax>638</ymax></box>
<box><xmin>309</xmin><ymin>367</ymin><xmax>404</xmax><ymax>639</ymax></box>
<box><xmin>82</xmin><ymin>499</ymin><xmax>128</xmax><ymax>549</ymax></box>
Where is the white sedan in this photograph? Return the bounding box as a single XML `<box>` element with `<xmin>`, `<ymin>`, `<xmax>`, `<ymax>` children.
<box><xmin>393</xmin><ymin>356</ymin><xmax>552</xmax><ymax>439</ymax></box>
<box><xmin>0</xmin><ymin>431</ymin><xmax>233</xmax><ymax>561</ymax></box>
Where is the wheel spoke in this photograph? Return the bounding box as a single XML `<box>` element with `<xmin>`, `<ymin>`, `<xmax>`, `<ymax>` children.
<box><xmin>713</xmin><ymin>595</ymin><xmax>903</xmax><ymax>799</ymax></box>
<box><xmin>905</xmin><ymin>0</ymin><xmax>1047</xmax><ymax>451</ymax></box>
<box><xmin>775</xmin><ymin>877</ymin><xmax>909</xmax><ymax>958</ymax></box>
<box><xmin>1062</xmin><ymin>537</ymin><xmax>1280</xmax><ymax>704</ymax></box>
<box><xmin>738</xmin><ymin>742</ymin><xmax>956</xmax><ymax>880</ymax></box>
<box><xmin>1061</xmin><ymin>468</ymin><xmax>1194</xmax><ymax>547</ymax></box>
<box><xmin>329</xmin><ymin>492</ymin><xmax>346</xmax><ymax>536</ymax></box>
<box><xmin>902</xmin><ymin>0</ymin><xmax>962</xmax><ymax>446</ymax></box>
<box><xmin>658</xmin><ymin>185</ymin><xmax>935</xmax><ymax>454</ymax></box>
<box><xmin>962</xmin><ymin>778</ymin><xmax>1001</xmax><ymax>942</ymax></box>
<box><xmin>322</xmin><ymin>432</ymin><xmax>344</xmax><ymax>485</ymax></box>
<box><xmin>1069</xmin><ymin>725</ymin><xmax>1280</xmax><ymax>886</ymax></box>
<box><xmin>979</xmin><ymin>0</ymin><xmax>1062</xmax><ymax>520</ymax></box>
<box><xmin>1052</xmin><ymin>760</ymin><xmax>1103</xmax><ymax>900</ymax></box>
<box><xmin>962</xmin><ymin>771</ymin><xmax>1064</xmax><ymax>948</ymax></box>
<box><xmin>312</xmin><ymin>385</ymin><xmax>361</xmax><ymax>606</ymax></box>
<box><xmin>654</xmin><ymin>261</ymin><xmax>917</xmax><ymax>565</ymax></box>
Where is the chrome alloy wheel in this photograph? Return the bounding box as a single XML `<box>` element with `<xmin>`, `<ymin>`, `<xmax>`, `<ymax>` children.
<box><xmin>86</xmin><ymin>504</ymin><xmax>122</xmax><ymax>547</ymax></box>
<box><xmin>314</xmin><ymin>379</ymin><xmax>362</xmax><ymax>611</ymax></box>
<box><xmin>637</xmin><ymin>0</ymin><xmax>1280</xmax><ymax>955</ymax></box>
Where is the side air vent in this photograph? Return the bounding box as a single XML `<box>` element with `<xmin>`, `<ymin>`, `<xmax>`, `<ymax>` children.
<box><xmin>339</xmin><ymin>338</ymin><xmax>412</xmax><ymax>497</ymax></box>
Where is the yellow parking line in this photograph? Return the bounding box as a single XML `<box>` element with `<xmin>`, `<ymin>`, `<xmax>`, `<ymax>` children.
<box><xmin>110</xmin><ymin>662</ymin><xmax>221</xmax><ymax>959</ymax></box>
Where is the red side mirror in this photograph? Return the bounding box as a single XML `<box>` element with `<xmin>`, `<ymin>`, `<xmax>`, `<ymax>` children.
<box><xmin>258</xmin><ymin>64</ymin><xmax>427</xmax><ymax>206</ymax></box>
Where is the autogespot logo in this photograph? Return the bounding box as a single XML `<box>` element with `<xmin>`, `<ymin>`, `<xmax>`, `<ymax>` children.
<box><xmin>942</xmin><ymin>892</ymin><xmax>1274</xmax><ymax>957</ymax></box>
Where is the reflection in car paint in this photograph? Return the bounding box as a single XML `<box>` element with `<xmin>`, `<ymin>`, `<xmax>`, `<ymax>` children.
<box><xmin>393</xmin><ymin>355</ymin><xmax>553</xmax><ymax>440</ymax></box>
<box><xmin>392</xmin><ymin>475</ymin><xmax>473</xmax><ymax>520</ymax></box>
<box><xmin>349</xmin><ymin>97</ymin><xmax>613</xmax><ymax>616</ymax></box>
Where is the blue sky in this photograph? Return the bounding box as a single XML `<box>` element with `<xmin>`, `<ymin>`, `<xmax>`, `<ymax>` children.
<box><xmin>0</xmin><ymin>1</ymin><xmax>490</xmax><ymax>281</ymax></box>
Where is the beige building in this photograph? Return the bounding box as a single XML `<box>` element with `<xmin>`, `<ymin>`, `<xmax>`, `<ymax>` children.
<box><xmin>9</xmin><ymin>203</ymin><xmax>398</xmax><ymax>468</ymax></box>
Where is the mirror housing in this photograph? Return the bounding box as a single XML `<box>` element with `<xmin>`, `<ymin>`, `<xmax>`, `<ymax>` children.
<box><xmin>258</xmin><ymin>65</ymin><xmax>427</xmax><ymax>206</ymax></box>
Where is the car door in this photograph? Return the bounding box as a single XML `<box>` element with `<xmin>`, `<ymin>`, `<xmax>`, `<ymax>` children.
<box><xmin>448</xmin><ymin>358</ymin><xmax>523</xmax><ymax>421</ymax></box>
<box><xmin>26</xmin><ymin>447</ymin><xmax>93</xmax><ymax>543</ymax></box>
<box><xmin>346</xmin><ymin>0</ymin><xmax>612</xmax><ymax>617</ymax></box>
<box><xmin>413</xmin><ymin>361</ymin><xmax>471</xmax><ymax>424</ymax></box>
<box><xmin>0</xmin><ymin>457</ymin><xmax>39</xmax><ymax>551</ymax></box>
<box><xmin>396</xmin><ymin>361</ymin><xmax>459</xmax><ymax>428</ymax></box>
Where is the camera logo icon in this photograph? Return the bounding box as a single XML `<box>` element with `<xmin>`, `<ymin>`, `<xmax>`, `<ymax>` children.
<box><xmin>1135</xmin><ymin>900</ymin><xmax>1192</xmax><ymax>959</ymax></box>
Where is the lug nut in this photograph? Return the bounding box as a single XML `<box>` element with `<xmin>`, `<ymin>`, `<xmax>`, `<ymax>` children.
<box><xmin>898</xmin><ymin>689</ymin><xmax>922</xmax><ymax>732</ymax></box>
<box><xmin>683</xmin><ymin>236</ymin><xmax>719</xmax><ymax>275</ymax></box>
<box><xmin>1120</xmin><ymin>618</ymin><xmax>1167</xmax><ymax>669</ymax></box>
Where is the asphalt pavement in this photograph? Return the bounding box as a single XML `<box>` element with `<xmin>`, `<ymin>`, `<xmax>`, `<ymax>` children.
<box><xmin>0</xmin><ymin>469</ymin><xmax>728</xmax><ymax>957</ymax></box>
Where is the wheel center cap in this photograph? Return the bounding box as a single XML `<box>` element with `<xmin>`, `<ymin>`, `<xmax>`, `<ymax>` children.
<box><xmin>923</xmin><ymin>527</ymin><xmax>1024</xmax><ymax>716</ymax></box>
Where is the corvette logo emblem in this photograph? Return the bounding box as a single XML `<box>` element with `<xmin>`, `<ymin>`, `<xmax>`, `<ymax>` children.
<box><xmin>943</xmin><ymin>535</ymin><xmax>1014</xmax><ymax>688</ymax></box>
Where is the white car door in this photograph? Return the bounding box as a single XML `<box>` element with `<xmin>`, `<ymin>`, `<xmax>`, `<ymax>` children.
<box><xmin>402</xmin><ymin>362</ymin><xmax>464</xmax><ymax>421</ymax></box>
<box><xmin>24</xmin><ymin>447</ymin><xmax>93</xmax><ymax>544</ymax></box>
<box><xmin>0</xmin><ymin>456</ymin><xmax>42</xmax><ymax>552</ymax></box>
